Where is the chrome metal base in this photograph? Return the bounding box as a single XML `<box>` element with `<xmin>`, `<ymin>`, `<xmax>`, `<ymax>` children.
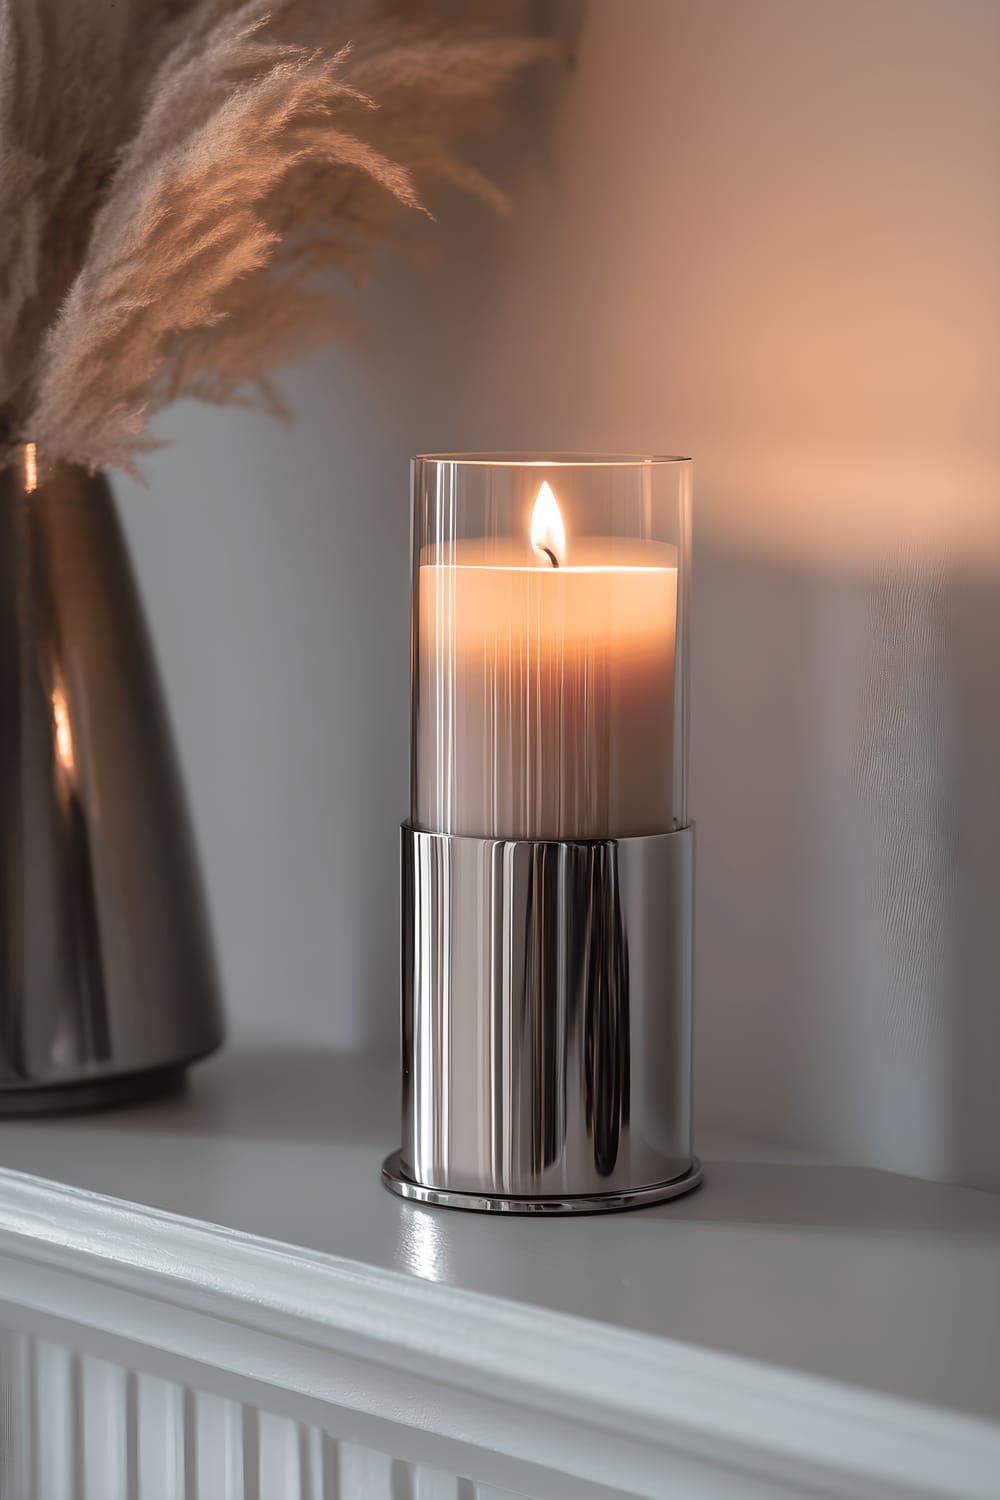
<box><xmin>390</xmin><ymin>824</ymin><xmax>696</xmax><ymax>1212</ymax></box>
<box><xmin>382</xmin><ymin>1150</ymin><xmax>703</xmax><ymax>1215</ymax></box>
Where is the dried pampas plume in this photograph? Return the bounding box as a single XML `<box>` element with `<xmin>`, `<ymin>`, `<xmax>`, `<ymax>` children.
<box><xmin>0</xmin><ymin>0</ymin><xmax>554</xmax><ymax>475</ymax></box>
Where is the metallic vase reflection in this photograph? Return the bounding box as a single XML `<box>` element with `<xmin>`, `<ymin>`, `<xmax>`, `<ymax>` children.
<box><xmin>0</xmin><ymin>451</ymin><xmax>224</xmax><ymax>1109</ymax></box>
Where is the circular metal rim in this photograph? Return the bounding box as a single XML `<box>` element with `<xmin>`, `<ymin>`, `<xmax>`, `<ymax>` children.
<box><xmin>381</xmin><ymin>1151</ymin><xmax>703</xmax><ymax>1215</ymax></box>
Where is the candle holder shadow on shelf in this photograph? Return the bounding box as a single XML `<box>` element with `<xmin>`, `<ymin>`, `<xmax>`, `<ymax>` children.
<box><xmin>382</xmin><ymin>453</ymin><xmax>701</xmax><ymax>1213</ymax></box>
<box><xmin>0</xmin><ymin>446</ymin><xmax>224</xmax><ymax>1112</ymax></box>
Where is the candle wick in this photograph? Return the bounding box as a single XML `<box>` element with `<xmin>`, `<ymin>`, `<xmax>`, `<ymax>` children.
<box><xmin>541</xmin><ymin>547</ymin><xmax>560</xmax><ymax>569</ymax></box>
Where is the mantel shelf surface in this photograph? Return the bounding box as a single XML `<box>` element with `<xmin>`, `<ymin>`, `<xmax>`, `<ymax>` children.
<box><xmin>0</xmin><ymin>1037</ymin><xmax>998</xmax><ymax>1500</ymax></box>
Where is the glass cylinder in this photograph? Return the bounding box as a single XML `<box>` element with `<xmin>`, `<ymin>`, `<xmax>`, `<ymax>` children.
<box><xmin>410</xmin><ymin>454</ymin><xmax>692</xmax><ymax>842</ymax></box>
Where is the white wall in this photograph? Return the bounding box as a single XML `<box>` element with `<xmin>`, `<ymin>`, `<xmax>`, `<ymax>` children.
<box><xmin>118</xmin><ymin>0</ymin><xmax>1000</xmax><ymax>1188</ymax></box>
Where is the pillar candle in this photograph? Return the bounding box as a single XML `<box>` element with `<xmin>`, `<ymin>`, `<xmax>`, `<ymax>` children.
<box><xmin>416</xmin><ymin>482</ymin><xmax>677</xmax><ymax>840</ymax></box>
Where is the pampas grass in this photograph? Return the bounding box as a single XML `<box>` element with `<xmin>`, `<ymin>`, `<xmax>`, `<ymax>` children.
<box><xmin>0</xmin><ymin>0</ymin><xmax>553</xmax><ymax>475</ymax></box>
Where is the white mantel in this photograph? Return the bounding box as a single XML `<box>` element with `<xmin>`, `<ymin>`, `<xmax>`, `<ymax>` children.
<box><xmin>0</xmin><ymin>1041</ymin><xmax>998</xmax><ymax>1499</ymax></box>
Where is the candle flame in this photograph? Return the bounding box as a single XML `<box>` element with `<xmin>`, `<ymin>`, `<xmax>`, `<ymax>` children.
<box><xmin>24</xmin><ymin>441</ymin><xmax>37</xmax><ymax>494</ymax></box>
<box><xmin>530</xmin><ymin>481</ymin><xmax>566</xmax><ymax>568</ymax></box>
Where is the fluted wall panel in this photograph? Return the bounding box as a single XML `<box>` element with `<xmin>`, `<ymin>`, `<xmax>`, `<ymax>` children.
<box><xmin>0</xmin><ymin>1327</ymin><xmax>522</xmax><ymax>1500</ymax></box>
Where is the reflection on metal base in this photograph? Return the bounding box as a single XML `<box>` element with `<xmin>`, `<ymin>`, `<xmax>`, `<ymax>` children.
<box><xmin>394</xmin><ymin>824</ymin><xmax>696</xmax><ymax>1208</ymax></box>
<box><xmin>382</xmin><ymin>1150</ymin><xmax>703</xmax><ymax>1215</ymax></box>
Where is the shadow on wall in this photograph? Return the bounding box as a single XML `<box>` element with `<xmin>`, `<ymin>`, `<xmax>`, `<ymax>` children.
<box><xmin>427</xmin><ymin>0</ymin><xmax>1000</xmax><ymax>1190</ymax></box>
<box><xmin>695</xmin><ymin>541</ymin><xmax>1000</xmax><ymax>1191</ymax></box>
<box><xmin>860</xmin><ymin>561</ymin><xmax>1000</xmax><ymax>1191</ymax></box>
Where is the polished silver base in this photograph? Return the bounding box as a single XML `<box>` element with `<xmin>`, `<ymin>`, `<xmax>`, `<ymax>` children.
<box><xmin>382</xmin><ymin>1150</ymin><xmax>703</xmax><ymax>1215</ymax></box>
<box><xmin>390</xmin><ymin>824</ymin><xmax>696</xmax><ymax>1213</ymax></box>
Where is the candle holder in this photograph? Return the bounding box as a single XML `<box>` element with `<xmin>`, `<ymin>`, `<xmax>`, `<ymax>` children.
<box><xmin>382</xmin><ymin>454</ymin><xmax>701</xmax><ymax>1213</ymax></box>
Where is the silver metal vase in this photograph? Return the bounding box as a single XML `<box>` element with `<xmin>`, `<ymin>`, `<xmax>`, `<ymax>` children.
<box><xmin>0</xmin><ymin>446</ymin><xmax>224</xmax><ymax>1111</ymax></box>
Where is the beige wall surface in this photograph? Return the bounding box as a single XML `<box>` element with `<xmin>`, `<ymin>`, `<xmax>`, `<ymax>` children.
<box><xmin>119</xmin><ymin>1</ymin><xmax>1000</xmax><ymax>1187</ymax></box>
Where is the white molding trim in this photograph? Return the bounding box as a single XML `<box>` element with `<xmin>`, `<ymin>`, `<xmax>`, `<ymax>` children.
<box><xmin>0</xmin><ymin>1166</ymin><xmax>997</xmax><ymax>1500</ymax></box>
